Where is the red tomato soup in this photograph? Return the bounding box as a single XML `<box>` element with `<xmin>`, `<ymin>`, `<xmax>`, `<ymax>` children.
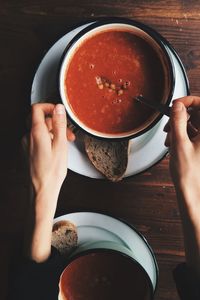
<box><xmin>60</xmin><ymin>252</ymin><xmax>152</xmax><ymax>300</ymax></box>
<box><xmin>65</xmin><ymin>30</ymin><xmax>166</xmax><ymax>134</ymax></box>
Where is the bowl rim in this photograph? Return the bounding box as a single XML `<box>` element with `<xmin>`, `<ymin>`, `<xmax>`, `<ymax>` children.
<box><xmin>60</xmin><ymin>247</ymin><xmax>154</xmax><ymax>299</ymax></box>
<box><xmin>54</xmin><ymin>210</ymin><xmax>159</xmax><ymax>292</ymax></box>
<box><xmin>59</xmin><ymin>17</ymin><xmax>175</xmax><ymax>140</ymax></box>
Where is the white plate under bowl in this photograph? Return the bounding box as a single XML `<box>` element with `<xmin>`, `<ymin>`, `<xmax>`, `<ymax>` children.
<box><xmin>31</xmin><ymin>22</ymin><xmax>189</xmax><ymax>179</ymax></box>
<box><xmin>53</xmin><ymin>212</ymin><xmax>158</xmax><ymax>291</ymax></box>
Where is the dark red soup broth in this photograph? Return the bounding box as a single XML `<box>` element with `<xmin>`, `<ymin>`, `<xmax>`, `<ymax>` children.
<box><xmin>65</xmin><ymin>30</ymin><xmax>165</xmax><ymax>134</ymax></box>
<box><xmin>60</xmin><ymin>252</ymin><xmax>152</xmax><ymax>300</ymax></box>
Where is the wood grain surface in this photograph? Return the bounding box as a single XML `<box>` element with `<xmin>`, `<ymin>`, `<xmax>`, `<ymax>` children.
<box><xmin>0</xmin><ymin>1</ymin><xmax>199</xmax><ymax>299</ymax></box>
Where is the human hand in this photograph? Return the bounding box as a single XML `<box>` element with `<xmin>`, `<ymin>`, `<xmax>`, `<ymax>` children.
<box><xmin>164</xmin><ymin>97</ymin><xmax>200</xmax><ymax>191</ymax></box>
<box><xmin>164</xmin><ymin>96</ymin><xmax>200</xmax><ymax>273</ymax></box>
<box><xmin>30</xmin><ymin>103</ymin><xmax>74</xmax><ymax>197</ymax></box>
<box><xmin>27</xmin><ymin>103</ymin><xmax>75</xmax><ymax>262</ymax></box>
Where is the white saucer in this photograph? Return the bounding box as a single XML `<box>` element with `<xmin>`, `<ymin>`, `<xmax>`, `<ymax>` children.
<box><xmin>31</xmin><ymin>22</ymin><xmax>189</xmax><ymax>178</ymax></box>
<box><xmin>53</xmin><ymin>212</ymin><xmax>158</xmax><ymax>290</ymax></box>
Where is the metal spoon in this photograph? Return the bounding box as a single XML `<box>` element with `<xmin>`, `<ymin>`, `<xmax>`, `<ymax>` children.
<box><xmin>135</xmin><ymin>94</ymin><xmax>199</xmax><ymax>137</ymax></box>
<box><xmin>134</xmin><ymin>95</ymin><xmax>171</xmax><ymax>117</ymax></box>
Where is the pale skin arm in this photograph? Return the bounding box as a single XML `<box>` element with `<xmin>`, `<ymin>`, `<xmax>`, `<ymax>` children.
<box><xmin>165</xmin><ymin>96</ymin><xmax>200</xmax><ymax>276</ymax></box>
<box><xmin>25</xmin><ymin>103</ymin><xmax>75</xmax><ymax>263</ymax></box>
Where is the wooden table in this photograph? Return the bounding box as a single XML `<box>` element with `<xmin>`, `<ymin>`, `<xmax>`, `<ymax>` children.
<box><xmin>0</xmin><ymin>1</ymin><xmax>199</xmax><ymax>299</ymax></box>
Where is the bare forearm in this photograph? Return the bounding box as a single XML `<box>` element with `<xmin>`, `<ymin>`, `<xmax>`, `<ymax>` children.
<box><xmin>166</xmin><ymin>97</ymin><xmax>200</xmax><ymax>277</ymax></box>
<box><xmin>175</xmin><ymin>185</ymin><xmax>200</xmax><ymax>276</ymax></box>
<box><xmin>26</xmin><ymin>103</ymin><xmax>68</xmax><ymax>263</ymax></box>
<box><xmin>25</xmin><ymin>189</ymin><xmax>59</xmax><ymax>263</ymax></box>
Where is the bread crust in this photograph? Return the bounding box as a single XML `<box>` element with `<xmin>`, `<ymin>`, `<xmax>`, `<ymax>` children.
<box><xmin>51</xmin><ymin>220</ymin><xmax>78</xmax><ymax>255</ymax></box>
<box><xmin>84</xmin><ymin>135</ymin><xmax>129</xmax><ymax>182</ymax></box>
<box><xmin>52</xmin><ymin>220</ymin><xmax>76</xmax><ymax>232</ymax></box>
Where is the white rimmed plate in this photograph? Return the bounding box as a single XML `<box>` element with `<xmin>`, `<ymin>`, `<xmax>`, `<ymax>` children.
<box><xmin>53</xmin><ymin>212</ymin><xmax>158</xmax><ymax>291</ymax></box>
<box><xmin>31</xmin><ymin>22</ymin><xmax>189</xmax><ymax>178</ymax></box>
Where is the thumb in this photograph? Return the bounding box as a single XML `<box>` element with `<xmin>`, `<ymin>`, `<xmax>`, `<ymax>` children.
<box><xmin>170</xmin><ymin>101</ymin><xmax>189</xmax><ymax>143</ymax></box>
<box><xmin>52</xmin><ymin>104</ymin><xmax>67</xmax><ymax>148</ymax></box>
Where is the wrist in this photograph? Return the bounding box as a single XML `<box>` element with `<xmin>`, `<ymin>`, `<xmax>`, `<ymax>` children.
<box><xmin>27</xmin><ymin>188</ymin><xmax>59</xmax><ymax>263</ymax></box>
<box><xmin>34</xmin><ymin>188</ymin><xmax>60</xmax><ymax>219</ymax></box>
<box><xmin>175</xmin><ymin>183</ymin><xmax>200</xmax><ymax>276</ymax></box>
<box><xmin>175</xmin><ymin>183</ymin><xmax>200</xmax><ymax>229</ymax></box>
<box><xmin>33</xmin><ymin>180</ymin><xmax>62</xmax><ymax>197</ymax></box>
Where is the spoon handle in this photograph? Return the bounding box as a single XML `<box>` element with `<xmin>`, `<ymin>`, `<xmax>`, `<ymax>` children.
<box><xmin>135</xmin><ymin>95</ymin><xmax>200</xmax><ymax>137</ymax></box>
<box><xmin>134</xmin><ymin>95</ymin><xmax>171</xmax><ymax>117</ymax></box>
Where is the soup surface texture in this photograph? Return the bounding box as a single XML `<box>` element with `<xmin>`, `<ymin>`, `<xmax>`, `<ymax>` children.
<box><xmin>65</xmin><ymin>30</ymin><xmax>165</xmax><ymax>134</ymax></box>
<box><xmin>59</xmin><ymin>252</ymin><xmax>152</xmax><ymax>300</ymax></box>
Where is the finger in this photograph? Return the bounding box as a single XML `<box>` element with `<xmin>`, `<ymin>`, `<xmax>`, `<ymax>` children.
<box><xmin>52</xmin><ymin>104</ymin><xmax>67</xmax><ymax>148</ymax></box>
<box><xmin>46</xmin><ymin>116</ymin><xmax>76</xmax><ymax>141</ymax></box>
<box><xmin>164</xmin><ymin>132</ymin><xmax>170</xmax><ymax>147</ymax></box>
<box><xmin>167</xmin><ymin>117</ymin><xmax>200</xmax><ymax>140</ymax></box>
<box><xmin>173</xmin><ymin>96</ymin><xmax>200</xmax><ymax>109</ymax></box>
<box><xmin>187</xmin><ymin>121</ymin><xmax>199</xmax><ymax>138</ymax></box>
<box><xmin>67</xmin><ymin>128</ymin><xmax>76</xmax><ymax>142</ymax></box>
<box><xmin>163</xmin><ymin>120</ymin><xmax>170</xmax><ymax>132</ymax></box>
<box><xmin>189</xmin><ymin>109</ymin><xmax>200</xmax><ymax>131</ymax></box>
<box><xmin>177</xmin><ymin>98</ymin><xmax>200</xmax><ymax>136</ymax></box>
<box><xmin>170</xmin><ymin>101</ymin><xmax>190</xmax><ymax>144</ymax></box>
<box><xmin>31</xmin><ymin>103</ymin><xmax>55</xmax><ymax>128</ymax></box>
<box><xmin>45</xmin><ymin>117</ymin><xmax>53</xmax><ymax>132</ymax></box>
<box><xmin>191</xmin><ymin>133</ymin><xmax>200</xmax><ymax>145</ymax></box>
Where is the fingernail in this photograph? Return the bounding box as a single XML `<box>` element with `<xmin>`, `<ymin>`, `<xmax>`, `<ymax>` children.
<box><xmin>55</xmin><ymin>104</ymin><xmax>65</xmax><ymax>115</ymax></box>
<box><xmin>172</xmin><ymin>102</ymin><xmax>183</xmax><ymax>112</ymax></box>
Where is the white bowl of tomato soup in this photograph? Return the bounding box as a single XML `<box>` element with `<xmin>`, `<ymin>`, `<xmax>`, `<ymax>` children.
<box><xmin>58</xmin><ymin>249</ymin><xmax>154</xmax><ymax>300</ymax></box>
<box><xmin>59</xmin><ymin>18</ymin><xmax>174</xmax><ymax>139</ymax></box>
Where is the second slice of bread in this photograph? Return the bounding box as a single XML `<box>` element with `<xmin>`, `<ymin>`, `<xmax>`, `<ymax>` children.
<box><xmin>51</xmin><ymin>220</ymin><xmax>78</xmax><ymax>255</ymax></box>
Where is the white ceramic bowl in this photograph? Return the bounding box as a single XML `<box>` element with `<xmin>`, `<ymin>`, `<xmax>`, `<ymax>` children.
<box><xmin>58</xmin><ymin>247</ymin><xmax>154</xmax><ymax>300</ymax></box>
<box><xmin>59</xmin><ymin>18</ymin><xmax>175</xmax><ymax>139</ymax></box>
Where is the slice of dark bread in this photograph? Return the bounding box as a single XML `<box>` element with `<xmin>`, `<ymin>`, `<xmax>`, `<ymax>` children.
<box><xmin>84</xmin><ymin>135</ymin><xmax>129</xmax><ymax>182</ymax></box>
<box><xmin>51</xmin><ymin>220</ymin><xmax>78</xmax><ymax>255</ymax></box>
